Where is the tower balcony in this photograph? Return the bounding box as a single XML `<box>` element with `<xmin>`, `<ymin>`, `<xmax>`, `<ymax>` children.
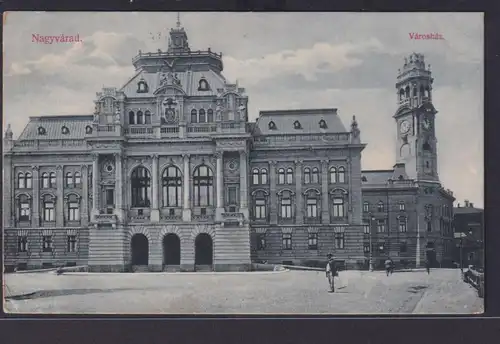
<box><xmin>94</xmin><ymin>124</ymin><xmax>123</xmax><ymax>137</ymax></box>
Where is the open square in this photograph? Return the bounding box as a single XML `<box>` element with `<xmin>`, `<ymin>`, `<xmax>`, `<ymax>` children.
<box><xmin>4</xmin><ymin>269</ymin><xmax>483</xmax><ymax>314</ymax></box>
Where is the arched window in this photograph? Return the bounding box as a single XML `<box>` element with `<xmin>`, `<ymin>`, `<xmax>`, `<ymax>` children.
<box><xmin>207</xmin><ymin>109</ymin><xmax>214</xmax><ymax>122</ymax></box>
<box><xmin>103</xmin><ymin>97</ymin><xmax>114</xmax><ymax>113</ymax></box>
<box><xmin>199</xmin><ymin>109</ymin><xmax>206</xmax><ymax>123</ymax></box>
<box><xmin>319</xmin><ymin>119</ymin><xmax>327</xmax><ymax>129</ymax></box>
<box><xmin>18</xmin><ymin>194</ymin><xmax>31</xmax><ymax>222</ymax></box>
<box><xmin>253</xmin><ymin>190</ymin><xmax>267</xmax><ymax>220</ymax></box>
<box><xmin>311</xmin><ymin>168</ymin><xmax>319</xmax><ymax>184</ymax></box>
<box><xmin>278</xmin><ymin>168</ymin><xmax>285</xmax><ymax>185</ymax></box>
<box><xmin>74</xmin><ymin>172</ymin><xmax>81</xmax><ymax>186</ymax></box>
<box><xmin>85</xmin><ymin>126</ymin><xmax>93</xmax><ymax>134</ymax></box>
<box><xmin>405</xmin><ymin>86</ymin><xmax>410</xmax><ymax>98</ymax></box>
<box><xmin>25</xmin><ymin>172</ymin><xmax>32</xmax><ymax>189</ymax></box>
<box><xmin>67</xmin><ymin>194</ymin><xmax>80</xmax><ymax>222</ymax></box>
<box><xmin>131</xmin><ymin>166</ymin><xmax>151</xmax><ymax>208</ymax></box>
<box><xmin>304</xmin><ymin>168</ymin><xmax>311</xmax><ymax>184</ymax></box>
<box><xmin>49</xmin><ymin>172</ymin><xmax>56</xmax><ymax>188</ymax></box>
<box><xmin>338</xmin><ymin>166</ymin><xmax>346</xmax><ymax>183</ymax></box>
<box><xmin>136</xmin><ymin>111</ymin><xmax>144</xmax><ymax>125</ymax></box>
<box><xmin>261</xmin><ymin>168</ymin><xmax>268</xmax><ymax>185</ymax></box>
<box><xmin>252</xmin><ymin>168</ymin><xmax>260</xmax><ymax>185</ymax></box>
<box><xmin>137</xmin><ymin>80</ymin><xmax>148</xmax><ymax>93</ymax></box>
<box><xmin>399</xmin><ymin>89</ymin><xmax>405</xmax><ymax>100</ymax></box>
<box><xmin>18</xmin><ymin>172</ymin><xmax>25</xmax><ymax>189</ymax></box>
<box><xmin>363</xmin><ymin>201</ymin><xmax>369</xmax><ymax>212</ymax></box>
<box><xmin>377</xmin><ymin>201</ymin><xmax>384</xmax><ymax>212</ymax></box>
<box><xmin>268</xmin><ymin>121</ymin><xmax>276</xmax><ymax>130</ymax></box>
<box><xmin>399</xmin><ymin>201</ymin><xmax>405</xmax><ymax>211</ymax></box>
<box><xmin>41</xmin><ymin>173</ymin><xmax>49</xmax><ymax>189</ymax></box>
<box><xmin>332</xmin><ymin>197</ymin><xmax>345</xmax><ymax>218</ymax></box>
<box><xmin>191</xmin><ymin>109</ymin><xmax>198</xmax><ymax>123</ymax></box>
<box><xmin>65</xmin><ymin>172</ymin><xmax>73</xmax><ymax>187</ymax></box>
<box><xmin>305</xmin><ymin>190</ymin><xmax>320</xmax><ymax>219</ymax></box>
<box><xmin>193</xmin><ymin>165</ymin><xmax>214</xmax><ymax>207</ymax></box>
<box><xmin>42</xmin><ymin>194</ymin><xmax>55</xmax><ymax>222</ymax></box>
<box><xmin>329</xmin><ymin>167</ymin><xmax>337</xmax><ymax>183</ymax></box>
<box><xmin>162</xmin><ymin>166</ymin><xmax>182</xmax><ymax>207</ymax></box>
<box><xmin>286</xmin><ymin>168</ymin><xmax>294</xmax><ymax>184</ymax></box>
<box><xmin>198</xmin><ymin>79</ymin><xmax>209</xmax><ymax>91</ymax></box>
<box><xmin>144</xmin><ymin>110</ymin><xmax>151</xmax><ymax>125</ymax></box>
<box><xmin>279</xmin><ymin>190</ymin><xmax>292</xmax><ymax>219</ymax></box>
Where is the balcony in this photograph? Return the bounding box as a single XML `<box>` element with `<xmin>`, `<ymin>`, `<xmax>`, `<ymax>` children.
<box><xmin>304</xmin><ymin>217</ymin><xmax>322</xmax><ymax>225</ymax></box>
<box><xmin>124</xmin><ymin>126</ymin><xmax>154</xmax><ymax>138</ymax></box>
<box><xmin>94</xmin><ymin>214</ymin><xmax>117</xmax><ymax>225</ymax></box>
<box><xmin>221</xmin><ymin>212</ymin><xmax>245</xmax><ymax>225</ymax></box>
<box><xmin>187</xmin><ymin>124</ymin><xmax>217</xmax><ymax>136</ymax></box>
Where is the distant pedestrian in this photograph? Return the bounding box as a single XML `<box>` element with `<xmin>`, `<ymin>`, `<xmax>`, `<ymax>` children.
<box><xmin>424</xmin><ymin>259</ymin><xmax>430</xmax><ymax>275</ymax></box>
<box><xmin>326</xmin><ymin>254</ymin><xmax>337</xmax><ymax>293</ymax></box>
<box><xmin>385</xmin><ymin>257</ymin><xmax>394</xmax><ymax>276</ymax></box>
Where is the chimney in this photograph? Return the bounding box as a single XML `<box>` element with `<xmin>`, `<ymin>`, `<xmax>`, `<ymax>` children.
<box><xmin>464</xmin><ymin>200</ymin><xmax>469</xmax><ymax>207</ymax></box>
<box><xmin>470</xmin><ymin>203</ymin><xmax>474</xmax><ymax>208</ymax></box>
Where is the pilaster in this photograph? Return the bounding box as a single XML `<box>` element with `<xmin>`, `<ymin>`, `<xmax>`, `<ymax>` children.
<box><xmin>182</xmin><ymin>154</ymin><xmax>192</xmax><ymax>221</ymax></box>
<box><xmin>114</xmin><ymin>153</ymin><xmax>125</xmax><ymax>222</ymax></box>
<box><xmin>81</xmin><ymin>165</ymin><xmax>89</xmax><ymax>226</ymax></box>
<box><xmin>3</xmin><ymin>155</ymin><xmax>12</xmax><ymax>228</ymax></box>
<box><xmin>32</xmin><ymin>165</ymin><xmax>40</xmax><ymax>227</ymax></box>
<box><xmin>295</xmin><ymin>160</ymin><xmax>303</xmax><ymax>225</ymax></box>
<box><xmin>239</xmin><ymin>150</ymin><xmax>249</xmax><ymax>219</ymax></box>
<box><xmin>321</xmin><ymin>159</ymin><xmax>330</xmax><ymax>224</ymax></box>
<box><xmin>151</xmin><ymin>154</ymin><xmax>160</xmax><ymax>222</ymax></box>
<box><xmin>269</xmin><ymin>160</ymin><xmax>278</xmax><ymax>225</ymax></box>
<box><xmin>215</xmin><ymin>151</ymin><xmax>224</xmax><ymax>219</ymax></box>
<box><xmin>56</xmin><ymin>165</ymin><xmax>64</xmax><ymax>227</ymax></box>
<box><xmin>91</xmin><ymin>153</ymin><xmax>99</xmax><ymax>219</ymax></box>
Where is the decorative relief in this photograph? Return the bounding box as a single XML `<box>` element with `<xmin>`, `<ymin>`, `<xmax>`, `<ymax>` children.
<box><xmin>226</xmin><ymin>159</ymin><xmax>239</xmax><ymax>171</ymax></box>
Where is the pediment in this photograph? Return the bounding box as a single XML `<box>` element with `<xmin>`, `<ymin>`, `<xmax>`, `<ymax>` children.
<box><xmin>153</xmin><ymin>85</ymin><xmax>186</xmax><ymax>96</ymax></box>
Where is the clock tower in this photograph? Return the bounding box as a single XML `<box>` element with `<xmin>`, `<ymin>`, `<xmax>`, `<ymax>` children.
<box><xmin>394</xmin><ymin>53</ymin><xmax>439</xmax><ymax>182</ymax></box>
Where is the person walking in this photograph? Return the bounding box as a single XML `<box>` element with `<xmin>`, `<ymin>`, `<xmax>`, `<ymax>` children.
<box><xmin>326</xmin><ymin>254</ymin><xmax>337</xmax><ymax>293</ymax></box>
<box><xmin>384</xmin><ymin>257</ymin><xmax>393</xmax><ymax>276</ymax></box>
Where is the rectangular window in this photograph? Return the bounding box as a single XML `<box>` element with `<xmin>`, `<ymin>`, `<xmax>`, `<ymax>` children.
<box><xmin>399</xmin><ymin>202</ymin><xmax>405</xmax><ymax>211</ymax></box>
<box><xmin>308</xmin><ymin>233</ymin><xmax>318</xmax><ymax>250</ymax></box>
<box><xmin>254</xmin><ymin>199</ymin><xmax>266</xmax><ymax>219</ymax></box>
<box><xmin>333</xmin><ymin>198</ymin><xmax>344</xmax><ymax>217</ymax></box>
<box><xmin>67</xmin><ymin>235</ymin><xmax>77</xmax><ymax>252</ymax></box>
<box><xmin>20</xmin><ymin>202</ymin><xmax>31</xmax><ymax>221</ymax></box>
<box><xmin>43</xmin><ymin>202</ymin><xmax>55</xmax><ymax>222</ymax></box>
<box><xmin>399</xmin><ymin>218</ymin><xmax>407</xmax><ymax>232</ymax></box>
<box><xmin>334</xmin><ymin>227</ymin><xmax>345</xmax><ymax>249</ymax></box>
<box><xmin>363</xmin><ymin>220</ymin><xmax>370</xmax><ymax>234</ymax></box>
<box><xmin>377</xmin><ymin>219</ymin><xmax>386</xmax><ymax>233</ymax></box>
<box><xmin>306</xmin><ymin>198</ymin><xmax>318</xmax><ymax>218</ymax></box>
<box><xmin>228</xmin><ymin>187</ymin><xmax>237</xmax><ymax>205</ymax></box>
<box><xmin>257</xmin><ymin>233</ymin><xmax>266</xmax><ymax>250</ymax></box>
<box><xmin>427</xmin><ymin>221</ymin><xmax>432</xmax><ymax>232</ymax></box>
<box><xmin>17</xmin><ymin>236</ymin><xmax>28</xmax><ymax>252</ymax></box>
<box><xmin>377</xmin><ymin>203</ymin><xmax>384</xmax><ymax>212</ymax></box>
<box><xmin>106</xmin><ymin>189</ymin><xmax>114</xmax><ymax>207</ymax></box>
<box><xmin>363</xmin><ymin>202</ymin><xmax>369</xmax><ymax>212</ymax></box>
<box><xmin>252</xmin><ymin>173</ymin><xmax>259</xmax><ymax>185</ymax></box>
<box><xmin>68</xmin><ymin>202</ymin><xmax>80</xmax><ymax>221</ymax></box>
<box><xmin>42</xmin><ymin>235</ymin><xmax>53</xmax><ymax>252</ymax></box>
<box><xmin>282</xmin><ymin>233</ymin><xmax>292</xmax><ymax>250</ymax></box>
<box><xmin>378</xmin><ymin>243</ymin><xmax>385</xmax><ymax>254</ymax></box>
<box><xmin>281</xmin><ymin>198</ymin><xmax>292</xmax><ymax>218</ymax></box>
<box><xmin>363</xmin><ymin>244</ymin><xmax>370</xmax><ymax>253</ymax></box>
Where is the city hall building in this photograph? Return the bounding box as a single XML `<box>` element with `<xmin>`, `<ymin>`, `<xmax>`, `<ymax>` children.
<box><xmin>3</xmin><ymin>22</ymin><xmax>455</xmax><ymax>272</ymax></box>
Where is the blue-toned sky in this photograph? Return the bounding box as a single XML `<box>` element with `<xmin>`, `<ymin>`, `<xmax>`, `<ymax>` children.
<box><xmin>3</xmin><ymin>12</ymin><xmax>483</xmax><ymax>207</ymax></box>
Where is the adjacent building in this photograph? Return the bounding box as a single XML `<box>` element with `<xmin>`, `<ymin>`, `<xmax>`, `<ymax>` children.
<box><xmin>452</xmin><ymin>200</ymin><xmax>484</xmax><ymax>268</ymax></box>
<box><xmin>3</xmin><ymin>22</ymin><xmax>455</xmax><ymax>272</ymax></box>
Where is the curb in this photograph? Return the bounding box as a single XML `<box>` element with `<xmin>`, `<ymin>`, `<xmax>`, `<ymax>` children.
<box><xmin>61</xmin><ymin>269</ymin><xmax>289</xmax><ymax>276</ymax></box>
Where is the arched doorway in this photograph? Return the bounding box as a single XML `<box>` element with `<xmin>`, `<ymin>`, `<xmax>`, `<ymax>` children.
<box><xmin>195</xmin><ymin>233</ymin><xmax>213</xmax><ymax>266</ymax></box>
<box><xmin>426</xmin><ymin>242</ymin><xmax>437</xmax><ymax>268</ymax></box>
<box><xmin>131</xmin><ymin>233</ymin><xmax>149</xmax><ymax>266</ymax></box>
<box><xmin>163</xmin><ymin>233</ymin><xmax>181</xmax><ymax>266</ymax></box>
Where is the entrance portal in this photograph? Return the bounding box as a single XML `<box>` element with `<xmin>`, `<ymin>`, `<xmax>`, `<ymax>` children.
<box><xmin>163</xmin><ymin>233</ymin><xmax>181</xmax><ymax>265</ymax></box>
<box><xmin>131</xmin><ymin>233</ymin><xmax>149</xmax><ymax>266</ymax></box>
<box><xmin>195</xmin><ymin>233</ymin><xmax>213</xmax><ymax>265</ymax></box>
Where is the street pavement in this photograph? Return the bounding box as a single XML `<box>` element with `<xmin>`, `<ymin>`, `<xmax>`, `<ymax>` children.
<box><xmin>3</xmin><ymin>268</ymin><xmax>483</xmax><ymax>314</ymax></box>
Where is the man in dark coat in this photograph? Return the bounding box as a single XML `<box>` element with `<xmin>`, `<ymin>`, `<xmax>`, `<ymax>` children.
<box><xmin>326</xmin><ymin>254</ymin><xmax>337</xmax><ymax>293</ymax></box>
<box><xmin>424</xmin><ymin>259</ymin><xmax>430</xmax><ymax>274</ymax></box>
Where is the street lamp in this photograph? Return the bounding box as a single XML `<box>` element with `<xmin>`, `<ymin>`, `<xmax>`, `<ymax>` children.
<box><xmin>369</xmin><ymin>213</ymin><xmax>375</xmax><ymax>271</ymax></box>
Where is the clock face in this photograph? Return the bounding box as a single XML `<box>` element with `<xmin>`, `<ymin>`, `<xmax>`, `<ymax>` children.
<box><xmin>422</xmin><ymin>117</ymin><xmax>432</xmax><ymax>130</ymax></box>
<box><xmin>400</xmin><ymin>120</ymin><xmax>410</xmax><ymax>134</ymax></box>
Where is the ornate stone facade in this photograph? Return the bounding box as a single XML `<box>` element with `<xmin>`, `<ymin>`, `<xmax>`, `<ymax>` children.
<box><xmin>3</xmin><ymin>26</ymin><xmax>454</xmax><ymax>272</ymax></box>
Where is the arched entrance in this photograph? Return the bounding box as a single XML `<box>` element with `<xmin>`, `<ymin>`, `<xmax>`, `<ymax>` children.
<box><xmin>195</xmin><ymin>233</ymin><xmax>213</xmax><ymax>266</ymax></box>
<box><xmin>426</xmin><ymin>242</ymin><xmax>437</xmax><ymax>268</ymax></box>
<box><xmin>163</xmin><ymin>233</ymin><xmax>181</xmax><ymax>265</ymax></box>
<box><xmin>131</xmin><ymin>233</ymin><xmax>149</xmax><ymax>266</ymax></box>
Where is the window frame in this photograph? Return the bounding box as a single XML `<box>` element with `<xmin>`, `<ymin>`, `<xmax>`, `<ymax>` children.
<box><xmin>162</xmin><ymin>166</ymin><xmax>182</xmax><ymax>208</ymax></box>
<box><xmin>282</xmin><ymin>233</ymin><xmax>292</xmax><ymax>250</ymax></box>
<box><xmin>308</xmin><ymin>232</ymin><xmax>318</xmax><ymax>250</ymax></box>
<box><xmin>193</xmin><ymin>165</ymin><xmax>214</xmax><ymax>207</ymax></box>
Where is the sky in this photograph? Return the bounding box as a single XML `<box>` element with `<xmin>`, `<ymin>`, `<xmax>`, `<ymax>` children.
<box><xmin>3</xmin><ymin>12</ymin><xmax>484</xmax><ymax>208</ymax></box>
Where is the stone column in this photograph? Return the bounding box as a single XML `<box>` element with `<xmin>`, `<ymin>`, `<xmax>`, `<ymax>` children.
<box><xmin>182</xmin><ymin>154</ymin><xmax>191</xmax><ymax>222</ymax></box>
<box><xmin>91</xmin><ymin>153</ymin><xmax>99</xmax><ymax>219</ymax></box>
<box><xmin>321</xmin><ymin>159</ymin><xmax>330</xmax><ymax>224</ymax></box>
<box><xmin>215</xmin><ymin>151</ymin><xmax>224</xmax><ymax>220</ymax></box>
<box><xmin>56</xmin><ymin>165</ymin><xmax>64</xmax><ymax>227</ymax></box>
<box><xmin>31</xmin><ymin>165</ymin><xmax>40</xmax><ymax>227</ymax></box>
<box><xmin>239</xmin><ymin>150</ymin><xmax>249</xmax><ymax>219</ymax></box>
<box><xmin>295</xmin><ymin>160</ymin><xmax>303</xmax><ymax>225</ymax></box>
<box><xmin>269</xmin><ymin>160</ymin><xmax>278</xmax><ymax>225</ymax></box>
<box><xmin>151</xmin><ymin>154</ymin><xmax>160</xmax><ymax>222</ymax></box>
<box><xmin>3</xmin><ymin>156</ymin><xmax>12</xmax><ymax>228</ymax></box>
<box><xmin>114</xmin><ymin>153</ymin><xmax>124</xmax><ymax>222</ymax></box>
<box><xmin>81</xmin><ymin>165</ymin><xmax>89</xmax><ymax>226</ymax></box>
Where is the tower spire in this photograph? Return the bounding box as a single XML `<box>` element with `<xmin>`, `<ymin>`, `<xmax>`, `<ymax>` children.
<box><xmin>176</xmin><ymin>12</ymin><xmax>181</xmax><ymax>28</ymax></box>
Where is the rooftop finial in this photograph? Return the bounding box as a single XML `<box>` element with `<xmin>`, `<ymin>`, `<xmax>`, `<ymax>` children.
<box><xmin>176</xmin><ymin>12</ymin><xmax>181</xmax><ymax>28</ymax></box>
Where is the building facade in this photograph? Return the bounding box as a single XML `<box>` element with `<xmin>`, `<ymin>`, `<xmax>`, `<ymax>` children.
<box><xmin>3</xmin><ymin>24</ymin><xmax>454</xmax><ymax>272</ymax></box>
<box><xmin>452</xmin><ymin>200</ymin><xmax>484</xmax><ymax>268</ymax></box>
